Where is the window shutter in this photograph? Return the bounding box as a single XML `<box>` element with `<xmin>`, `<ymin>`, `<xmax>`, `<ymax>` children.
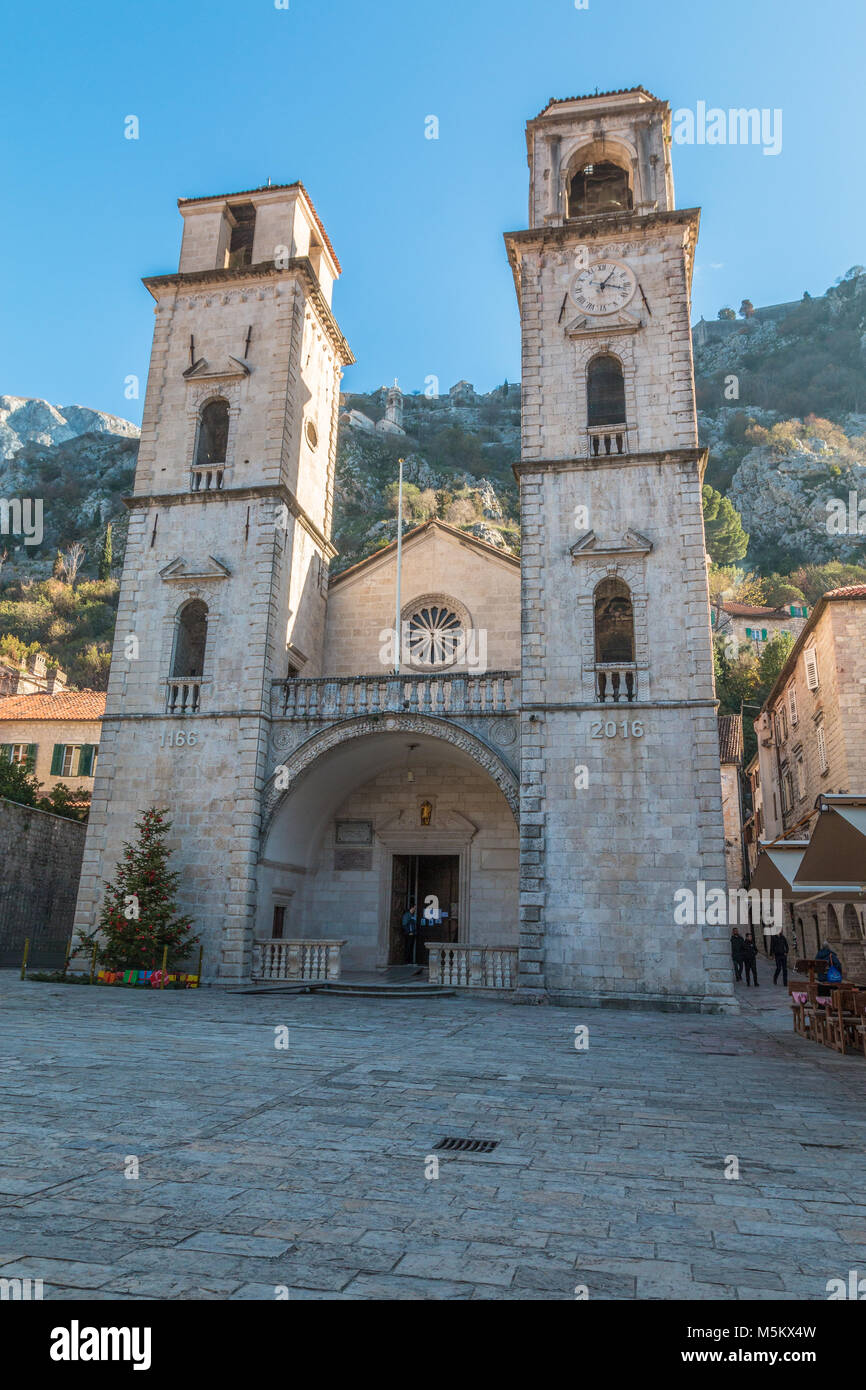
<box><xmin>745</xmin><ymin>627</ymin><xmax>752</xmax><ymax>638</ymax></box>
<box><xmin>77</xmin><ymin>745</ymin><xmax>94</xmax><ymax>777</ymax></box>
<box><xmin>762</xmin><ymin>629</ymin><xmax>768</xmax><ymax>641</ymax></box>
<box><xmin>50</xmin><ymin>744</ymin><xmax>64</xmax><ymax>776</ymax></box>
<box><xmin>817</xmin><ymin>724</ymin><xmax>828</xmax><ymax>774</ymax></box>
<box><xmin>0</xmin><ymin>744</ymin><xmax>12</xmax><ymax>764</ymax></box>
<box><xmin>804</xmin><ymin>647</ymin><xmax>819</xmax><ymax>691</ymax></box>
<box><xmin>789</xmin><ymin>686</ymin><xmax>798</xmax><ymax>725</ymax></box>
<box><xmin>25</xmin><ymin>744</ymin><xmax>37</xmax><ymax>771</ymax></box>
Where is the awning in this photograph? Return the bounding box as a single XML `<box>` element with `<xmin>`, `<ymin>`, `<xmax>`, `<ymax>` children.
<box><xmin>793</xmin><ymin>796</ymin><xmax>866</xmax><ymax>899</ymax></box>
<box><xmin>750</xmin><ymin>841</ymin><xmax>811</xmax><ymax>898</ymax></box>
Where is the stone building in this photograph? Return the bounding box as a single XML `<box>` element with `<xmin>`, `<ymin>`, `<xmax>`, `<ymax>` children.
<box><xmin>751</xmin><ymin>584</ymin><xmax>866</xmax><ymax>970</ymax></box>
<box><xmin>73</xmin><ymin>89</ymin><xmax>733</xmax><ymax>1010</ymax></box>
<box><xmin>0</xmin><ymin>689</ymin><xmax>103</xmax><ymax>795</ymax></box>
<box><xmin>711</xmin><ymin>600</ymin><xmax>809</xmax><ymax>653</ymax></box>
<box><xmin>0</xmin><ymin>651</ymin><xmax>67</xmax><ymax>697</ymax></box>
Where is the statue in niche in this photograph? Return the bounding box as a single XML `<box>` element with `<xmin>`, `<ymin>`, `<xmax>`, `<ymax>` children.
<box><xmin>420</xmin><ymin>800</ymin><xmax>433</xmax><ymax>827</ymax></box>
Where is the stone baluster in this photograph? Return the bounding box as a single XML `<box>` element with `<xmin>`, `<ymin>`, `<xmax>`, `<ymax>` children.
<box><xmin>308</xmin><ymin>682</ymin><xmax>319</xmax><ymax>718</ymax></box>
<box><xmin>345</xmin><ymin>680</ymin><xmax>356</xmax><ymax>717</ymax></box>
<box><xmin>370</xmin><ymin>680</ymin><xmax>381</xmax><ymax>715</ymax></box>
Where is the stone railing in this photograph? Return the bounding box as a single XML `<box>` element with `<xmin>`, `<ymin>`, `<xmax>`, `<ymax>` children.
<box><xmin>587</xmin><ymin>424</ymin><xmax>631</xmax><ymax>458</ymax></box>
<box><xmin>426</xmin><ymin>942</ymin><xmax>518</xmax><ymax>990</ymax></box>
<box><xmin>595</xmin><ymin>662</ymin><xmax>638</xmax><ymax>703</ymax></box>
<box><xmin>251</xmin><ymin>938</ymin><xmax>346</xmax><ymax>982</ymax></box>
<box><xmin>273</xmin><ymin>671</ymin><xmax>519</xmax><ymax>720</ymax></box>
<box><xmin>165</xmin><ymin>678</ymin><xmax>204</xmax><ymax>714</ymax></box>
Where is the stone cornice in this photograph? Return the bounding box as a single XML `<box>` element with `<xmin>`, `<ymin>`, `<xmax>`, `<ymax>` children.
<box><xmin>504</xmin><ymin>208</ymin><xmax>700</xmax><ymax>303</ymax></box>
<box><xmin>513</xmin><ymin>446</ymin><xmax>707</xmax><ymax>481</ymax></box>
<box><xmin>123</xmin><ymin>483</ymin><xmax>337</xmax><ymax>559</ymax></box>
<box><xmin>142</xmin><ymin>257</ymin><xmax>354</xmax><ymax>366</ymax></box>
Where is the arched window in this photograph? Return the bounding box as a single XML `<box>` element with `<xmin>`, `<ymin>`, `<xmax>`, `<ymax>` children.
<box><xmin>195</xmin><ymin>400</ymin><xmax>229</xmax><ymax>468</ymax></box>
<box><xmin>594</xmin><ymin>578</ymin><xmax>635</xmax><ymax>664</ymax></box>
<box><xmin>568</xmin><ymin>160</ymin><xmax>632</xmax><ymax>217</ymax></box>
<box><xmin>587</xmin><ymin>355</ymin><xmax>626</xmax><ymax>428</ymax></box>
<box><xmin>171</xmin><ymin>600</ymin><xmax>208</xmax><ymax>679</ymax></box>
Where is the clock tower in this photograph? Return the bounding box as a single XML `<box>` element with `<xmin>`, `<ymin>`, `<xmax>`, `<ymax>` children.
<box><xmin>505</xmin><ymin>88</ymin><xmax>734</xmax><ymax>1011</ymax></box>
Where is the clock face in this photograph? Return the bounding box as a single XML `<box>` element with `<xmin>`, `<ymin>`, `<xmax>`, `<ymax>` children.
<box><xmin>569</xmin><ymin>259</ymin><xmax>637</xmax><ymax>316</ymax></box>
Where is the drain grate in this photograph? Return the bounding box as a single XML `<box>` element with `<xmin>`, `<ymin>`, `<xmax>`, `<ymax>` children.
<box><xmin>434</xmin><ymin>1136</ymin><xmax>499</xmax><ymax>1154</ymax></box>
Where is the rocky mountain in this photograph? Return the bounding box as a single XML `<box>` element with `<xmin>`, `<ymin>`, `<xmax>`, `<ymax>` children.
<box><xmin>693</xmin><ymin>267</ymin><xmax>866</xmax><ymax>570</ymax></box>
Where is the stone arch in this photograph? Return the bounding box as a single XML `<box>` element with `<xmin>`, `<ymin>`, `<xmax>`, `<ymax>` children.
<box><xmin>563</xmin><ymin>137</ymin><xmax>637</xmax><ymax>217</ymax></box>
<box><xmin>842</xmin><ymin>902</ymin><xmax>861</xmax><ymax>941</ymax></box>
<box><xmin>261</xmin><ymin>714</ymin><xmax>520</xmax><ymax>846</ymax></box>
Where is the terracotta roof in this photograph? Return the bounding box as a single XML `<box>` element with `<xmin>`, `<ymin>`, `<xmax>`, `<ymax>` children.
<box><xmin>823</xmin><ymin>584</ymin><xmax>866</xmax><ymax>599</ymax></box>
<box><xmin>721</xmin><ymin>602</ymin><xmax>794</xmax><ymax>618</ymax></box>
<box><xmin>0</xmin><ymin>690</ymin><xmax>105</xmax><ymax>721</ymax></box>
<box><xmin>177</xmin><ymin>181</ymin><xmax>341</xmax><ymax>274</ymax></box>
<box><xmin>718</xmin><ymin>714</ymin><xmax>743</xmax><ymax>765</ymax></box>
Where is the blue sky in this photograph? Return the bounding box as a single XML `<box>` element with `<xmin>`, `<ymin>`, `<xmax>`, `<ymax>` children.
<box><xmin>1</xmin><ymin>0</ymin><xmax>864</xmax><ymax>423</ymax></box>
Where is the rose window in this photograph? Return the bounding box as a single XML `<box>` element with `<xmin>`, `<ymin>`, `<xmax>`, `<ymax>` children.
<box><xmin>406</xmin><ymin>604</ymin><xmax>464</xmax><ymax>667</ymax></box>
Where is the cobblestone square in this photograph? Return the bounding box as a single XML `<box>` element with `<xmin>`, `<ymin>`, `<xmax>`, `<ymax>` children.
<box><xmin>1</xmin><ymin>958</ymin><xmax>864</xmax><ymax>1301</ymax></box>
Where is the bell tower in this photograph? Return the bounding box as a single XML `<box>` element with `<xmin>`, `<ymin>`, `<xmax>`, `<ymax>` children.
<box><xmin>73</xmin><ymin>182</ymin><xmax>353</xmax><ymax>981</ymax></box>
<box><xmin>505</xmin><ymin>88</ymin><xmax>734</xmax><ymax>1011</ymax></box>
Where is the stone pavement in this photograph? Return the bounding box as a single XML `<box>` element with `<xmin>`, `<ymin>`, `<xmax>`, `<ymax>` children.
<box><xmin>1</xmin><ymin>952</ymin><xmax>865</xmax><ymax>1301</ymax></box>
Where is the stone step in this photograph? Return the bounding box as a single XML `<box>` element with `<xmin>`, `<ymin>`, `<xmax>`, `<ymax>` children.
<box><xmin>317</xmin><ymin>982</ymin><xmax>456</xmax><ymax>998</ymax></box>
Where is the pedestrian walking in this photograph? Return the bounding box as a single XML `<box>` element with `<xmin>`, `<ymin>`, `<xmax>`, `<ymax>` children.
<box><xmin>742</xmin><ymin>932</ymin><xmax>759</xmax><ymax>987</ymax></box>
<box><xmin>770</xmin><ymin>930</ymin><xmax>789</xmax><ymax>986</ymax></box>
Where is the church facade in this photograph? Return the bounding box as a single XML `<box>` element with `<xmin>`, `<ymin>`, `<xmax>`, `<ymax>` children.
<box><xmin>73</xmin><ymin>87</ymin><xmax>735</xmax><ymax>1012</ymax></box>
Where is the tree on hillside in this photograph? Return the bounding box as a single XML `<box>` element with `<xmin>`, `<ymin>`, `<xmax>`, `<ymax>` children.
<box><xmin>789</xmin><ymin>562</ymin><xmax>866</xmax><ymax>606</ymax></box>
<box><xmin>708</xmin><ymin>566</ymin><xmax>766</xmax><ymax>607</ymax></box>
<box><xmin>58</xmin><ymin>541</ymin><xmax>86</xmax><ymax>586</ymax></box>
<box><xmin>79</xmin><ymin>808</ymin><xmax>198</xmax><ymax>971</ymax></box>
<box><xmin>702</xmin><ymin>485</ymin><xmax>749</xmax><ymax>565</ymax></box>
<box><xmin>761</xmin><ymin>575</ymin><xmax>807</xmax><ymax>608</ymax></box>
<box><xmin>98</xmin><ymin>524</ymin><xmax>113</xmax><ymax>581</ymax></box>
<box><xmin>758</xmin><ymin>631</ymin><xmax>795</xmax><ymax>691</ymax></box>
<box><xmin>739</xmin><ymin>299</ymin><xmax>755</xmax><ymax>318</ymax></box>
<box><xmin>717</xmin><ymin>307</ymin><xmax>736</xmax><ymax>321</ymax></box>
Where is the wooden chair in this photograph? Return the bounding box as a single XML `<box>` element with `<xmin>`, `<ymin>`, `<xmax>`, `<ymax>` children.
<box><xmin>825</xmin><ymin>987</ymin><xmax>860</xmax><ymax>1054</ymax></box>
<box><xmin>853</xmin><ymin>990</ymin><xmax>866</xmax><ymax>1061</ymax></box>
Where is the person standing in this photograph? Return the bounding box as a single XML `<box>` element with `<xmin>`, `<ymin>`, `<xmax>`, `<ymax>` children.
<box><xmin>730</xmin><ymin>927</ymin><xmax>745</xmax><ymax>982</ymax></box>
<box><xmin>770</xmin><ymin>930</ymin><xmax>789</xmax><ymax>986</ymax></box>
<box><xmin>742</xmin><ymin>932</ymin><xmax>759</xmax><ymax>987</ymax></box>
<box><xmin>401</xmin><ymin>900</ymin><xmax>418</xmax><ymax>965</ymax></box>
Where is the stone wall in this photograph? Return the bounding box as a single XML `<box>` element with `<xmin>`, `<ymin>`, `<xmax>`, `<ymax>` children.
<box><xmin>0</xmin><ymin>799</ymin><xmax>85</xmax><ymax>966</ymax></box>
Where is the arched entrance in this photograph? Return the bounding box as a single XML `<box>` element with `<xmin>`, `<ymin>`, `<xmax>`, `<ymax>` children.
<box><xmin>258</xmin><ymin>718</ymin><xmax>520</xmax><ymax>973</ymax></box>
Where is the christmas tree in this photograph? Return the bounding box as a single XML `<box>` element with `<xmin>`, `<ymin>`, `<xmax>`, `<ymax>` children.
<box><xmin>81</xmin><ymin>808</ymin><xmax>198</xmax><ymax>971</ymax></box>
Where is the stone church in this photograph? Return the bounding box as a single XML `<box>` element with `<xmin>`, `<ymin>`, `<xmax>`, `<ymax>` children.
<box><xmin>73</xmin><ymin>87</ymin><xmax>735</xmax><ymax>1011</ymax></box>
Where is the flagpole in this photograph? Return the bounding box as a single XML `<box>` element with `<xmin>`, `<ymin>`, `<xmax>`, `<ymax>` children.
<box><xmin>395</xmin><ymin>457</ymin><xmax>404</xmax><ymax>674</ymax></box>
